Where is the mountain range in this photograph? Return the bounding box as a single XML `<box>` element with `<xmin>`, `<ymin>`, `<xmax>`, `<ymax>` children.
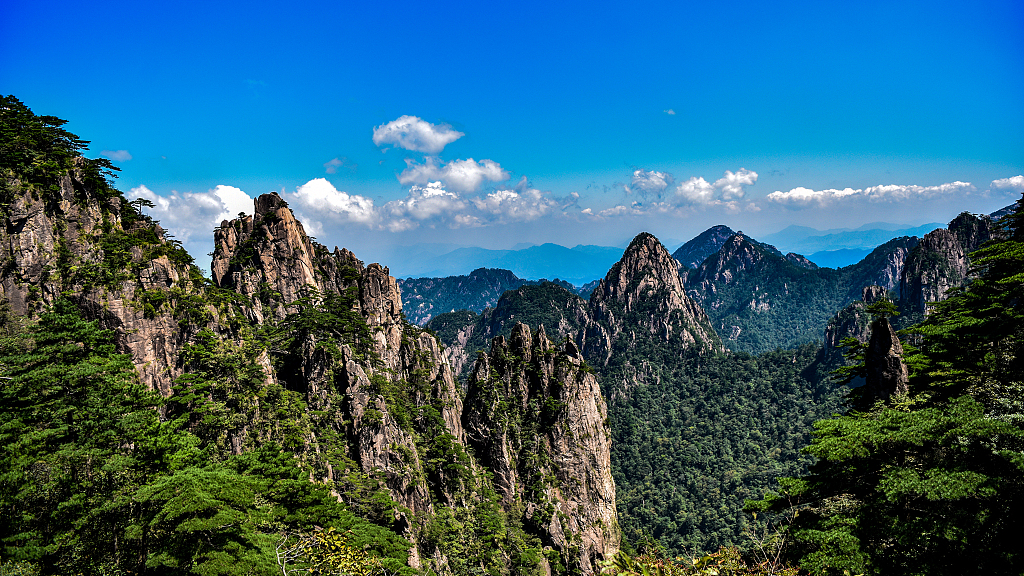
<box><xmin>2</xmin><ymin>96</ymin><xmax>1020</xmax><ymax>576</ymax></box>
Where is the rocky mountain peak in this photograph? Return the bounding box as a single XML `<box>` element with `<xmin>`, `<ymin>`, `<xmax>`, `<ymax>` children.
<box><xmin>899</xmin><ymin>212</ymin><xmax>993</xmax><ymax>317</ymax></box>
<box><xmin>690</xmin><ymin>233</ymin><xmax>780</xmax><ymax>285</ymax></box>
<box><xmin>595</xmin><ymin>232</ymin><xmax>685</xmax><ymax>307</ymax></box>
<box><xmin>583</xmin><ymin>232</ymin><xmax>722</xmax><ymax>363</ymax></box>
<box><xmin>671</xmin><ymin>224</ymin><xmax>736</xmax><ymax>269</ymax></box>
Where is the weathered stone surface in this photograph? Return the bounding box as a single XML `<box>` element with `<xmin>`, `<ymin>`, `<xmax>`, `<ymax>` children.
<box><xmin>586</xmin><ymin>233</ymin><xmax>722</xmax><ymax>362</ymax></box>
<box><xmin>464</xmin><ymin>323</ymin><xmax>619</xmax><ymax>575</ymax></box>
<box><xmin>862</xmin><ymin>317</ymin><xmax>909</xmax><ymax>405</ymax></box>
<box><xmin>900</xmin><ymin>212</ymin><xmax>993</xmax><ymax>316</ymax></box>
<box><xmin>1</xmin><ymin>168</ymin><xmax>201</xmax><ymax>395</ymax></box>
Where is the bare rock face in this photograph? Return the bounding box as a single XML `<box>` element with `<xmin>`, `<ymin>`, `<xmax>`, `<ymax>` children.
<box><xmin>900</xmin><ymin>212</ymin><xmax>992</xmax><ymax>316</ymax></box>
<box><xmin>212</xmin><ymin>193</ymin><xmax>408</xmax><ymax>370</ymax></box>
<box><xmin>211</xmin><ymin>194</ymin><xmax>467</xmax><ymax>517</ymax></box>
<box><xmin>859</xmin><ymin>238</ymin><xmax>918</xmax><ymax>297</ymax></box>
<box><xmin>584</xmin><ymin>233</ymin><xmax>722</xmax><ymax>363</ymax></box>
<box><xmin>822</xmin><ymin>286</ymin><xmax>885</xmax><ymax>370</ymax></box>
<box><xmin>0</xmin><ymin>167</ymin><xmax>202</xmax><ymax>395</ymax></box>
<box><xmin>464</xmin><ymin>323</ymin><xmax>619</xmax><ymax>575</ymax></box>
<box><xmin>862</xmin><ymin>317</ymin><xmax>909</xmax><ymax>406</ymax></box>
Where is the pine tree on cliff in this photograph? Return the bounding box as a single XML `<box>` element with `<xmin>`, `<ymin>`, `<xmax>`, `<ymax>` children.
<box><xmin>749</xmin><ymin>193</ymin><xmax>1024</xmax><ymax>575</ymax></box>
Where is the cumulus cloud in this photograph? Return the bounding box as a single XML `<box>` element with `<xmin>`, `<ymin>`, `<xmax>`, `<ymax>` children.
<box><xmin>101</xmin><ymin>150</ymin><xmax>132</xmax><ymax>162</ymax></box>
<box><xmin>991</xmin><ymin>175</ymin><xmax>1024</xmax><ymax>194</ymax></box>
<box><xmin>380</xmin><ymin>182</ymin><xmax>470</xmax><ymax>232</ymax></box>
<box><xmin>398</xmin><ymin>157</ymin><xmax>509</xmax><ymax>193</ymax></box>
<box><xmin>663</xmin><ymin>109</ymin><xmax>676</xmax><ymax>115</ymax></box>
<box><xmin>670</xmin><ymin>169</ymin><xmax>758</xmax><ymax>206</ymax></box>
<box><xmin>714</xmin><ymin>168</ymin><xmax>758</xmax><ymax>200</ymax></box>
<box><xmin>372</xmin><ymin>115</ymin><xmax>464</xmax><ymax>154</ymax></box>
<box><xmin>628</xmin><ymin>169</ymin><xmax>674</xmax><ymax>198</ymax></box>
<box><xmin>471</xmin><ymin>177</ymin><xmax>559</xmax><ymax>223</ymax></box>
<box><xmin>674</xmin><ymin>177</ymin><xmax>716</xmax><ymax>204</ymax></box>
<box><xmin>289</xmin><ymin>178</ymin><xmax>376</xmax><ymax>226</ymax></box>
<box><xmin>126</xmin><ymin>184</ymin><xmax>254</xmax><ymax>266</ymax></box>
<box><xmin>766</xmin><ymin>180</ymin><xmax>976</xmax><ymax>208</ymax></box>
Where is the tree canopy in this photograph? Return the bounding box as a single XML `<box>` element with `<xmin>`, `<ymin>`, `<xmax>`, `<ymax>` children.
<box><xmin>748</xmin><ymin>194</ymin><xmax>1024</xmax><ymax>575</ymax></box>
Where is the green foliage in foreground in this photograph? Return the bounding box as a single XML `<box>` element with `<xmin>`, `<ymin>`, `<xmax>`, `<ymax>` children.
<box><xmin>0</xmin><ymin>95</ymin><xmax>120</xmax><ymax>212</ymax></box>
<box><xmin>749</xmin><ymin>194</ymin><xmax>1024</xmax><ymax>575</ymax></box>
<box><xmin>0</xmin><ymin>300</ymin><xmax>408</xmax><ymax>575</ymax></box>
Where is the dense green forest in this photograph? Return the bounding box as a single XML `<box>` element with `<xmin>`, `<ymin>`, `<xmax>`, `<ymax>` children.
<box><xmin>0</xmin><ymin>299</ymin><xmax>411</xmax><ymax>575</ymax></box>
<box><xmin>608</xmin><ymin>345</ymin><xmax>843</xmax><ymax>554</ymax></box>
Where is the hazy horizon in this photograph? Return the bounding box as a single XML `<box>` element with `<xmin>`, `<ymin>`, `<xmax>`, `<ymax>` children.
<box><xmin>3</xmin><ymin>0</ymin><xmax>1021</xmax><ymax>271</ymax></box>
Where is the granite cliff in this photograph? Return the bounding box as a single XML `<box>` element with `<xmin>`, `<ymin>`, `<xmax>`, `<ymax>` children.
<box><xmin>0</xmin><ymin>158</ymin><xmax>621</xmax><ymax>574</ymax></box>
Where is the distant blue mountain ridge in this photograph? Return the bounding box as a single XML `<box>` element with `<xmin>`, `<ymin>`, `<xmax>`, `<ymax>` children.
<box><xmin>382</xmin><ymin>221</ymin><xmax>946</xmax><ymax>283</ymax></box>
<box><xmin>390</xmin><ymin>243</ymin><xmax>625</xmax><ymax>286</ymax></box>
<box><xmin>762</xmin><ymin>222</ymin><xmax>944</xmax><ymax>253</ymax></box>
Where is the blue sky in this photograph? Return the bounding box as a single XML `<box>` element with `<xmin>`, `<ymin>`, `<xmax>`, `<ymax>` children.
<box><xmin>3</xmin><ymin>0</ymin><xmax>1023</xmax><ymax>272</ymax></box>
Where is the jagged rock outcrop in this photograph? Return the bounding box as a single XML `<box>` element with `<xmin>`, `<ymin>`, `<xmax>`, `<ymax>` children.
<box><xmin>211</xmin><ymin>194</ymin><xmax>466</xmax><ymax>514</ymax></box>
<box><xmin>464</xmin><ymin>323</ymin><xmax>619</xmax><ymax>574</ymax></box>
<box><xmin>861</xmin><ymin>317</ymin><xmax>909</xmax><ymax>406</ymax></box>
<box><xmin>212</xmin><ymin>193</ymin><xmax>409</xmax><ymax>371</ymax></box>
<box><xmin>822</xmin><ymin>286</ymin><xmax>885</xmax><ymax>369</ymax></box>
<box><xmin>584</xmin><ymin>233</ymin><xmax>722</xmax><ymax>364</ymax></box>
<box><xmin>209</xmin><ymin>195</ymin><xmax>619</xmax><ymax>573</ymax></box>
<box><xmin>0</xmin><ymin>165</ymin><xmax>203</xmax><ymax>395</ymax></box>
<box><xmin>899</xmin><ymin>212</ymin><xmax>993</xmax><ymax>317</ymax></box>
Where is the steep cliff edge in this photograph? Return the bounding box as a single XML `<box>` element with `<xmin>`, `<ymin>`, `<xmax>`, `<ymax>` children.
<box><xmin>899</xmin><ymin>211</ymin><xmax>993</xmax><ymax>320</ymax></box>
<box><xmin>1</xmin><ymin>161</ymin><xmax>206</xmax><ymax>395</ymax></box>
<box><xmin>464</xmin><ymin>324</ymin><xmax>619</xmax><ymax>574</ymax></box>
<box><xmin>204</xmin><ymin>193</ymin><xmax>620</xmax><ymax>574</ymax></box>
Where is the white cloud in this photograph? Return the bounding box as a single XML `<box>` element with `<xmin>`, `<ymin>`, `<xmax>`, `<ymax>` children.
<box><xmin>101</xmin><ymin>149</ymin><xmax>132</xmax><ymax>162</ymax></box>
<box><xmin>372</xmin><ymin>115</ymin><xmax>464</xmax><ymax>154</ymax></box>
<box><xmin>669</xmin><ymin>169</ymin><xmax>758</xmax><ymax>205</ymax></box>
<box><xmin>380</xmin><ymin>182</ymin><xmax>470</xmax><ymax>232</ymax></box>
<box><xmin>766</xmin><ymin>180</ymin><xmax>976</xmax><ymax>208</ymax></box>
<box><xmin>399</xmin><ymin>157</ymin><xmax>509</xmax><ymax>193</ymax></box>
<box><xmin>674</xmin><ymin>176</ymin><xmax>716</xmax><ymax>204</ymax></box>
<box><xmin>991</xmin><ymin>175</ymin><xmax>1024</xmax><ymax>193</ymax></box>
<box><xmin>289</xmin><ymin>178</ymin><xmax>376</xmax><ymax>226</ymax></box>
<box><xmin>127</xmin><ymin>184</ymin><xmax>254</xmax><ymax>269</ymax></box>
<box><xmin>628</xmin><ymin>169</ymin><xmax>674</xmax><ymax>198</ymax></box>
<box><xmin>471</xmin><ymin>177</ymin><xmax>558</xmax><ymax>223</ymax></box>
<box><xmin>713</xmin><ymin>168</ymin><xmax>758</xmax><ymax>200</ymax></box>
<box><xmin>663</xmin><ymin>109</ymin><xmax>676</xmax><ymax>115</ymax></box>
<box><xmin>590</xmin><ymin>168</ymin><xmax>761</xmax><ymax>218</ymax></box>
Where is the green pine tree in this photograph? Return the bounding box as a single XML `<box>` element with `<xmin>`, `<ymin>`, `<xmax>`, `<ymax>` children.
<box><xmin>748</xmin><ymin>194</ymin><xmax>1024</xmax><ymax>575</ymax></box>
